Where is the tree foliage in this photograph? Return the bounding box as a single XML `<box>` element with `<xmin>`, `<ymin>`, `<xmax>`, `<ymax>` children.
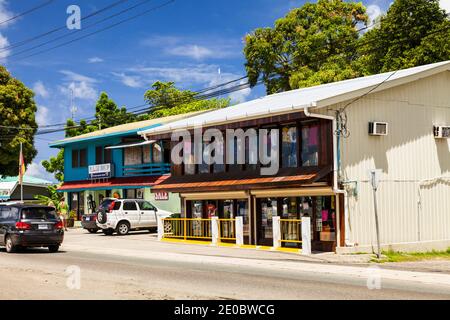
<box><xmin>243</xmin><ymin>0</ymin><xmax>368</xmax><ymax>93</ymax></box>
<box><xmin>0</xmin><ymin>66</ymin><xmax>37</xmax><ymax>177</ymax></box>
<box><xmin>144</xmin><ymin>81</ymin><xmax>229</xmax><ymax>119</ymax></box>
<box><xmin>358</xmin><ymin>0</ymin><xmax>450</xmax><ymax>74</ymax></box>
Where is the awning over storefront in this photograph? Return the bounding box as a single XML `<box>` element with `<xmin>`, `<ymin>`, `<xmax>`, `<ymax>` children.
<box><xmin>58</xmin><ymin>175</ymin><xmax>170</xmax><ymax>193</ymax></box>
<box><xmin>151</xmin><ymin>166</ymin><xmax>332</xmax><ymax>193</ymax></box>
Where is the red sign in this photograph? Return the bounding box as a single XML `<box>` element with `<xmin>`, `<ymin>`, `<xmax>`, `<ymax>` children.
<box><xmin>154</xmin><ymin>192</ymin><xmax>169</xmax><ymax>201</ymax></box>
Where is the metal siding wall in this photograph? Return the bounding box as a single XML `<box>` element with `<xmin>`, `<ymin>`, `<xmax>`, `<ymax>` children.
<box><xmin>319</xmin><ymin>71</ymin><xmax>450</xmax><ymax>246</ymax></box>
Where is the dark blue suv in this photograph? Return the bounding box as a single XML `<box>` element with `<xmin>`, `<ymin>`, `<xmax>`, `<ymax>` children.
<box><xmin>0</xmin><ymin>204</ymin><xmax>64</xmax><ymax>253</ymax></box>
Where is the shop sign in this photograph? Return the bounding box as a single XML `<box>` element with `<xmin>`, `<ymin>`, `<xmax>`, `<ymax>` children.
<box><xmin>154</xmin><ymin>192</ymin><xmax>169</xmax><ymax>201</ymax></box>
<box><xmin>89</xmin><ymin>163</ymin><xmax>112</xmax><ymax>179</ymax></box>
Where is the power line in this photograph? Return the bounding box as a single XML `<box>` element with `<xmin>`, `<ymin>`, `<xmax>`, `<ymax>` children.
<box><xmin>0</xmin><ymin>0</ymin><xmax>130</xmax><ymax>53</ymax></box>
<box><xmin>7</xmin><ymin>0</ymin><xmax>155</xmax><ymax>58</ymax></box>
<box><xmin>0</xmin><ymin>0</ymin><xmax>55</xmax><ymax>26</ymax></box>
<box><xmin>10</xmin><ymin>0</ymin><xmax>175</xmax><ymax>61</ymax></box>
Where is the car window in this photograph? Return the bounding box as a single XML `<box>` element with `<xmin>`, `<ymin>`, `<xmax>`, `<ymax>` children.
<box><xmin>99</xmin><ymin>199</ymin><xmax>116</xmax><ymax>210</ymax></box>
<box><xmin>137</xmin><ymin>201</ymin><xmax>155</xmax><ymax>211</ymax></box>
<box><xmin>113</xmin><ymin>201</ymin><xmax>122</xmax><ymax>210</ymax></box>
<box><xmin>0</xmin><ymin>207</ymin><xmax>19</xmax><ymax>221</ymax></box>
<box><xmin>21</xmin><ymin>207</ymin><xmax>58</xmax><ymax>220</ymax></box>
<box><xmin>123</xmin><ymin>201</ymin><xmax>137</xmax><ymax>211</ymax></box>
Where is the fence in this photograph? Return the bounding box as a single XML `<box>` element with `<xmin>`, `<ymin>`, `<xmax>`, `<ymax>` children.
<box><xmin>279</xmin><ymin>219</ymin><xmax>302</xmax><ymax>245</ymax></box>
<box><xmin>162</xmin><ymin>218</ymin><xmax>212</xmax><ymax>241</ymax></box>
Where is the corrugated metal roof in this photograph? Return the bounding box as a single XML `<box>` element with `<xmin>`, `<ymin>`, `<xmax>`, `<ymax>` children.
<box><xmin>50</xmin><ymin>110</ymin><xmax>211</xmax><ymax>147</ymax></box>
<box><xmin>139</xmin><ymin>61</ymin><xmax>450</xmax><ymax>136</ymax></box>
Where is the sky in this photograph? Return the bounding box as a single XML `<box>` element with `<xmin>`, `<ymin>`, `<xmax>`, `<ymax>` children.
<box><xmin>0</xmin><ymin>0</ymin><xmax>448</xmax><ymax>181</ymax></box>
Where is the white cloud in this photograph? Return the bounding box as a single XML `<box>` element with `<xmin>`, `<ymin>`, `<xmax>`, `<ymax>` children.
<box><xmin>88</xmin><ymin>57</ymin><xmax>104</xmax><ymax>63</ymax></box>
<box><xmin>59</xmin><ymin>70</ymin><xmax>98</xmax><ymax>101</ymax></box>
<box><xmin>111</xmin><ymin>72</ymin><xmax>143</xmax><ymax>88</ymax></box>
<box><xmin>33</xmin><ymin>81</ymin><xmax>49</xmax><ymax>98</ymax></box>
<box><xmin>35</xmin><ymin>105</ymin><xmax>49</xmax><ymax>126</ymax></box>
<box><xmin>0</xmin><ymin>32</ymin><xmax>9</xmax><ymax>62</ymax></box>
<box><xmin>142</xmin><ymin>35</ymin><xmax>240</xmax><ymax>60</ymax></box>
<box><xmin>441</xmin><ymin>0</ymin><xmax>450</xmax><ymax>13</ymax></box>
<box><xmin>0</xmin><ymin>0</ymin><xmax>14</xmax><ymax>29</ymax></box>
<box><xmin>26</xmin><ymin>162</ymin><xmax>55</xmax><ymax>182</ymax></box>
<box><xmin>367</xmin><ymin>4</ymin><xmax>382</xmax><ymax>26</ymax></box>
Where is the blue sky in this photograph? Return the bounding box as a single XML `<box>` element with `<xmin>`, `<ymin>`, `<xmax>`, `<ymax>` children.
<box><xmin>2</xmin><ymin>0</ymin><xmax>445</xmax><ymax>181</ymax></box>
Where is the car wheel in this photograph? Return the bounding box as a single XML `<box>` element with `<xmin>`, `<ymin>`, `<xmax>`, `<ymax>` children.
<box><xmin>5</xmin><ymin>236</ymin><xmax>16</xmax><ymax>253</ymax></box>
<box><xmin>164</xmin><ymin>220</ymin><xmax>172</xmax><ymax>233</ymax></box>
<box><xmin>117</xmin><ymin>222</ymin><xmax>130</xmax><ymax>236</ymax></box>
<box><xmin>48</xmin><ymin>245</ymin><xmax>60</xmax><ymax>253</ymax></box>
<box><xmin>88</xmin><ymin>228</ymin><xmax>98</xmax><ymax>234</ymax></box>
<box><xmin>102</xmin><ymin>229</ymin><xmax>114</xmax><ymax>236</ymax></box>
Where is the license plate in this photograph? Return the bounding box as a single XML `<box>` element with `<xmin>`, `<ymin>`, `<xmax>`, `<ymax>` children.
<box><xmin>85</xmin><ymin>217</ymin><xmax>90</xmax><ymax>221</ymax></box>
<box><xmin>38</xmin><ymin>224</ymin><xmax>49</xmax><ymax>230</ymax></box>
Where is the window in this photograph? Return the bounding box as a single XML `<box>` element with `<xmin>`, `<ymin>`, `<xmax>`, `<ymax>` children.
<box><xmin>79</xmin><ymin>149</ymin><xmax>87</xmax><ymax>167</ymax></box>
<box><xmin>184</xmin><ymin>140</ymin><xmax>195</xmax><ymax>175</ymax></box>
<box><xmin>153</xmin><ymin>143</ymin><xmax>163</xmax><ymax>163</ymax></box>
<box><xmin>0</xmin><ymin>207</ymin><xmax>19</xmax><ymax>221</ymax></box>
<box><xmin>137</xmin><ymin>201</ymin><xmax>155</xmax><ymax>211</ymax></box>
<box><xmin>282</xmin><ymin>126</ymin><xmax>298</xmax><ymax>168</ymax></box>
<box><xmin>125</xmin><ymin>146</ymin><xmax>143</xmax><ymax>166</ymax></box>
<box><xmin>104</xmin><ymin>148</ymin><xmax>112</xmax><ymax>164</ymax></box>
<box><xmin>21</xmin><ymin>207</ymin><xmax>58</xmax><ymax>220</ymax></box>
<box><xmin>113</xmin><ymin>202</ymin><xmax>122</xmax><ymax>210</ymax></box>
<box><xmin>72</xmin><ymin>149</ymin><xmax>79</xmax><ymax>168</ymax></box>
<box><xmin>96</xmin><ymin>146</ymin><xmax>103</xmax><ymax>165</ymax></box>
<box><xmin>123</xmin><ymin>201</ymin><xmax>138</xmax><ymax>211</ymax></box>
<box><xmin>199</xmin><ymin>141</ymin><xmax>210</xmax><ymax>174</ymax></box>
<box><xmin>301</xmin><ymin>124</ymin><xmax>319</xmax><ymax>166</ymax></box>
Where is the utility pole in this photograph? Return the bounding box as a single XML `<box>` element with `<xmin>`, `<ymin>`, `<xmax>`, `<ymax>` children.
<box><xmin>369</xmin><ymin>169</ymin><xmax>382</xmax><ymax>259</ymax></box>
<box><xmin>20</xmin><ymin>142</ymin><xmax>23</xmax><ymax>203</ymax></box>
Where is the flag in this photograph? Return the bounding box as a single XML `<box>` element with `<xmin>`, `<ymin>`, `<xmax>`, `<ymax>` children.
<box><xmin>19</xmin><ymin>146</ymin><xmax>25</xmax><ymax>185</ymax></box>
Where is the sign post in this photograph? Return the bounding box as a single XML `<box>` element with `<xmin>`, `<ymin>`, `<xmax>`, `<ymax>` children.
<box><xmin>369</xmin><ymin>169</ymin><xmax>382</xmax><ymax>259</ymax></box>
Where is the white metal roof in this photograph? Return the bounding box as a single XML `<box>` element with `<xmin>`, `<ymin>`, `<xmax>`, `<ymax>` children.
<box><xmin>138</xmin><ymin>60</ymin><xmax>450</xmax><ymax>136</ymax></box>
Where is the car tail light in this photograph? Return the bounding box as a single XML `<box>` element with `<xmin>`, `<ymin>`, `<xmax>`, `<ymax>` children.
<box><xmin>16</xmin><ymin>221</ymin><xmax>31</xmax><ymax>230</ymax></box>
<box><xmin>108</xmin><ymin>201</ymin><xmax>116</xmax><ymax>213</ymax></box>
<box><xmin>54</xmin><ymin>221</ymin><xmax>64</xmax><ymax>229</ymax></box>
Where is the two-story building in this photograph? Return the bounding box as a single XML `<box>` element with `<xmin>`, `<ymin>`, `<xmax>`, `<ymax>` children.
<box><xmin>139</xmin><ymin>61</ymin><xmax>450</xmax><ymax>253</ymax></box>
<box><xmin>50</xmin><ymin>112</ymin><xmax>205</xmax><ymax>219</ymax></box>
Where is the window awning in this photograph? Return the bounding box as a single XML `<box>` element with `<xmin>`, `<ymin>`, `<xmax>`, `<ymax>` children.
<box><xmin>57</xmin><ymin>176</ymin><xmax>170</xmax><ymax>193</ymax></box>
<box><xmin>151</xmin><ymin>166</ymin><xmax>332</xmax><ymax>193</ymax></box>
<box><xmin>105</xmin><ymin>140</ymin><xmax>156</xmax><ymax>150</ymax></box>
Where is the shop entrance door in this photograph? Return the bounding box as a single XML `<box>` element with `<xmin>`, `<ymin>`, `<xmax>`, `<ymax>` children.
<box><xmin>256</xmin><ymin>198</ymin><xmax>278</xmax><ymax>246</ymax></box>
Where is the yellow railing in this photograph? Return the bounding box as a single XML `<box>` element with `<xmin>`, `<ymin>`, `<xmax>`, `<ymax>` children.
<box><xmin>218</xmin><ymin>218</ymin><xmax>236</xmax><ymax>241</ymax></box>
<box><xmin>280</xmin><ymin>219</ymin><xmax>302</xmax><ymax>244</ymax></box>
<box><xmin>162</xmin><ymin>218</ymin><xmax>212</xmax><ymax>240</ymax></box>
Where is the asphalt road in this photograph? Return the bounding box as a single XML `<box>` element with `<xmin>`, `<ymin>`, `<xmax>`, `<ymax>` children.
<box><xmin>0</xmin><ymin>229</ymin><xmax>449</xmax><ymax>300</ymax></box>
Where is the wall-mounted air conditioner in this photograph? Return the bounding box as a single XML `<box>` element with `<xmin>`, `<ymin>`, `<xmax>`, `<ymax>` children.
<box><xmin>434</xmin><ymin>126</ymin><xmax>450</xmax><ymax>139</ymax></box>
<box><xmin>369</xmin><ymin>122</ymin><xmax>388</xmax><ymax>136</ymax></box>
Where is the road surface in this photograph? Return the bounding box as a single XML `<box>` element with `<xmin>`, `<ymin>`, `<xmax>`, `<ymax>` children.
<box><xmin>0</xmin><ymin>229</ymin><xmax>449</xmax><ymax>300</ymax></box>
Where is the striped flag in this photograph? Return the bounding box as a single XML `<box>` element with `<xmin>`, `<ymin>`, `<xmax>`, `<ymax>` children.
<box><xmin>19</xmin><ymin>145</ymin><xmax>25</xmax><ymax>185</ymax></box>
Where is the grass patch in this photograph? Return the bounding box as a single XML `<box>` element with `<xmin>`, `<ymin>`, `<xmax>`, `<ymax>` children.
<box><xmin>375</xmin><ymin>248</ymin><xmax>450</xmax><ymax>263</ymax></box>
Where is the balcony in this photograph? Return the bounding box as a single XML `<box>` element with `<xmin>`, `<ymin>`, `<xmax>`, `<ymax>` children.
<box><xmin>122</xmin><ymin>163</ymin><xmax>171</xmax><ymax>177</ymax></box>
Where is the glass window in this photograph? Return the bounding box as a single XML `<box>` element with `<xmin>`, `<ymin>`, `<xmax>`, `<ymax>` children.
<box><xmin>153</xmin><ymin>143</ymin><xmax>163</xmax><ymax>163</ymax></box>
<box><xmin>236</xmin><ymin>200</ymin><xmax>249</xmax><ymax>239</ymax></box>
<box><xmin>246</xmin><ymin>135</ymin><xmax>258</xmax><ymax>171</ymax></box>
<box><xmin>301</xmin><ymin>125</ymin><xmax>319</xmax><ymax>166</ymax></box>
<box><xmin>113</xmin><ymin>202</ymin><xmax>122</xmax><ymax>210</ymax></box>
<box><xmin>199</xmin><ymin>141</ymin><xmax>210</xmax><ymax>174</ymax></box>
<box><xmin>72</xmin><ymin>149</ymin><xmax>79</xmax><ymax>168</ymax></box>
<box><xmin>123</xmin><ymin>201</ymin><xmax>138</xmax><ymax>211</ymax></box>
<box><xmin>125</xmin><ymin>146</ymin><xmax>143</xmax><ymax>166</ymax></box>
<box><xmin>137</xmin><ymin>201</ymin><xmax>155</xmax><ymax>211</ymax></box>
<box><xmin>184</xmin><ymin>140</ymin><xmax>195</xmax><ymax>175</ymax></box>
<box><xmin>95</xmin><ymin>146</ymin><xmax>103</xmax><ymax>165</ymax></box>
<box><xmin>213</xmin><ymin>137</ymin><xmax>225</xmax><ymax>173</ymax></box>
<box><xmin>282</xmin><ymin>197</ymin><xmax>297</xmax><ymax>219</ymax></box>
<box><xmin>0</xmin><ymin>207</ymin><xmax>19</xmax><ymax>221</ymax></box>
<box><xmin>282</xmin><ymin>126</ymin><xmax>298</xmax><ymax>168</ymax></box>
<box><xmin>191</xmin><ymin>201</ymin><xmax>203</xmax><ymax>218</ymax></box>
<box><xmin>79</xmin><ymin>148</ymin><xmax>87</xmax><ymax>167</ymax></box>
<box><xmin>104</xmin><ymin>148</ymin><xmax>112</xmax><ymax>164</ymax></box>
<box><xmin>221</xmin><ymin>200</ymin><xmax>234</xmax><ymax>219</ymax></box>
<box><xmin>206</xmin><ymin>200</ymin><xmax>218</xmax><ymax>218</ymax></box>
<box><xmin>21</xmin><ymin>207</ymin><xmax>58</xmax><ymax>220</ymax></box>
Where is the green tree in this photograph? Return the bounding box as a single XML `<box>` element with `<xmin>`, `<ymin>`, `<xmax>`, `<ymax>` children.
<box><xmin>34</xmin><ymin>185</ymin><xmax>63</xmax><ymax>209</ymax></box>
<box><xmin>358</xmin><ymin>0</ymin><xmax>450</xmax><ymax>74</ymax></box>
<box><xmin>0</xmin><ymin>66</ymin><xmax>38</xmax><ymax>177</ymax></box>
<box><xmin>243</xmin><ymin>0</ymin><xmax>368</xmax><ymax>94</ymax></box>
<box><xmin>144</xmin><ymin>81</ymin><xmax>229</xmax><ymax>119</ymax></box>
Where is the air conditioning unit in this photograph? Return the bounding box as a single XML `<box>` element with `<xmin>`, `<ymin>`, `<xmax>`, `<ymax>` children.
<box><xmin>434</xmin><ymin>126</ymin><xmax>450</xmax><ymax>139</ymax></box>
<box><xmin>369</xmin><ymin>122</ymin><xmax>388</xmax><ymax>136</ymax></box>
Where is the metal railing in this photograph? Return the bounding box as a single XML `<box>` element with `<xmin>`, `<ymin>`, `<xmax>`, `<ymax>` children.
<box><xmin>280</xmin><ymin>219</ymin><xmax>302</xmax><ymax>244</ymax></box>
<box><xmin>162</xmin><ymin>218</ymin><xmax>212</xmax><ymax>241</ymax></box>
<box><xmin>218</xmin><ymin>218</ymin><xmax>236</xmax><ymax>241</ymax></box>
<box><xmin>122</xmin><ymin>163</ymin><xmax>171</xmax><ymax>176</ymax></box>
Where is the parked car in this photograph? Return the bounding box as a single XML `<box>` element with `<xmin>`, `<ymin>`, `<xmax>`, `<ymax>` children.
<box><xmin>0</xmin><ymin>203</ymin><xmax>64</xmax><ymax>253</ymax></box>
<box><xmin>96</xmin><ymin>198</ymin><xmax>173</xmax><ymax>235</ymax></box>
<box><xmin>81</xmin><ymin>213</ymin><xmax>99</xmax><ymax>233</ymax></box>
